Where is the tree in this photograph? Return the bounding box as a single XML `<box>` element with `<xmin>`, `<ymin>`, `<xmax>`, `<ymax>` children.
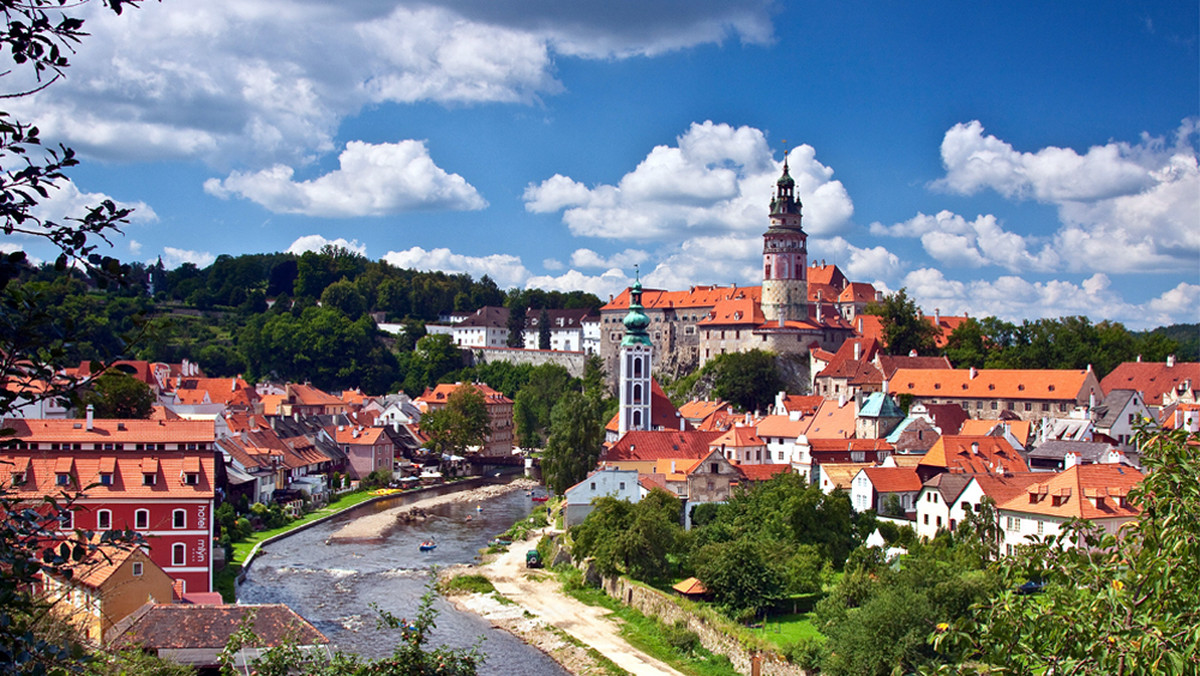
<box><xmin>865</xmin><ymin>289</ymin><xmax>939</xmax><ymax>356</ymax></box>
<box><xmin>79</xmin><ymin>371</ymin><xmax>154</xmax><ymax>418</ymax></box>
<box><xmin>709</xmin><ymin>349</ymin><xmax>784</xmax><ymax>413</ymax></box>
<box><xmin>694</xmin><ymin>536</ymin><xmax>786</xmax><ymax>617</ymax></box>
<box><xmin>930</xmin><ymin>427</ymin><xmax>1200</xmax><ymax>675</ymax></box>
<box><xmin>944</xmin><ymin>317</ymin><xmax>989</xmax><ymax>369</ymax></box>
<box><xmin>541</xmin><ymin>390</ymin><xmax>604</xmax><ymax>494</ymax></box>
<box><xmin>505</xmin><ymin>295</ymin><xmax>526</xmax><ymax>348</ymax></box>
<box><xmin>421</xmin><ymin>385</ymin><xmax>490</xmax><ymax>455</ymax></box>
<box><xmin>512</xmin><ymin>363</ymin><xmax>575</xmax><ymax>448</ymax></box>
<box><xmin>537</xmin><ymin>308</ymin><xmax>551</xmax><ymax>350</ymax></box>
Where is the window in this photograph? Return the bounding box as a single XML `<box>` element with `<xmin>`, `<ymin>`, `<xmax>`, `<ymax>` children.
<box><xmin>1128</xmin><ymin>413</ymin><xmax>1138</xmax><ymax>424</ymax></box>
<box><xmin>991</xmin><ymin>402</ymin><xmax>998</xmax><ymax>410</ymax></box>
<box><xmin>99</xmin><ymin>473</ymin><xmax>113</xmax><ymax>486</ymax></box>
<box><xmin>923</xmin><ymin>514</ymin><xmax>929</xmax><ymax>525</ymax></box>
<box><xmin>10</xmin><ymin>472</ymin><xmax>25</xmax><ymax>485</ymax></box>
<box><xmin>173</xmin><ymin>509</ymin><xmax>186</xmax><ymax>529</ymax></box>
<box><xmin>59</xmin><ymin>511</ymin><xmax>73</xmax><ymax>531</ymax></box>
<box><xmin>619</xmin><ymin>482</ymin><xmax>626</xmax><ymax>490</ymax></box>
<box><xmin>1037</xmin><ymin>520</ymin><xmax>1044</xmax><ymax>536</ymax></box>
<box><xmin>961</xmin><ymin>501</ymin><xmax>970</xmax><ymax>511</ymax></box>
<box><xmin>590</xmin><ymin>482</ymin><xmax>596</xmax><ymax>490</ymax></box>
<box><xmin>710</xmin><ymin>463</ymin><xmax>719</xmax><ymax>474</ymax></box>
<box><xmin>56</xmin><ymin>473</ymin><xmax>71</xmax><ymax>486</ymax></box>
<box><xmin>135</xmin><ymin>509</ymin><xmax>149</xmax><ymax>530</ymax></box>
<box><xmin>936</xmin><ymin>516</ymin><xmax>942</xmax><ymax>528</ymax></box>
<box><xmin>172</xmin><ymin>543</ymin><xmax>185</xmax><ymax>566</ymax></box>
<box><xmin>1042</xmin><ymin>403</ymin><xmax>1050</xmax><ymax>411</ymax></box>
<box><xmin>142</xmin><ymin>473</ymin><xmax>156</xmax><ymax>486</ymax></box>
<box><xmin>183</xmin><ymin>473</ymin><xmax>199</xmax><ymax>486</ymax></box>
<box><xmin>97</xmin><ymin>510</ymin><xmax>111</xmax><ymax>530</ymax></box>
<box><xmin>131</xmin><ymin>561</ymin><xmax>143</xmax><ymax>576</ymax></box>
<box><xmin>1024</xmin><ymin>402</ymin><xmax>1033</xmax><ymax>411</ymax></box>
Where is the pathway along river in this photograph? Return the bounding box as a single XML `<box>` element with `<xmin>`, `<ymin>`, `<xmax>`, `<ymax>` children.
<box><xmin>238</xmin><ymin>485</ymin><xmax>569</xmax><ymax>676</ymax></box>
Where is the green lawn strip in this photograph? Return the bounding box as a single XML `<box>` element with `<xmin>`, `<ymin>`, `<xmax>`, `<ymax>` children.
<box><xmin>214</xmin><ymin>489</ymin><xmax>383</xmax><ymax>602</ymax></box>
<box><xmin>441</xmin><ymin>574</ymin><xmax>497</xmax><ymax>595</ymax></box>
<box><xmin>559</xmin><ymin>577</ymin><xmax>739</xmax><ymax>676</ymax></box>
<box><xmin>758</xmin><ymin>612</ymin><xmax>824</xmax><ymax>650</ymax></box>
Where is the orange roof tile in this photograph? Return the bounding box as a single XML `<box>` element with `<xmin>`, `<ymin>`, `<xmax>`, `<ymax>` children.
<box><xmin>736</xmin><ymin>463</ymin><xmax>792</xmax><ymax>482</ymax></box>
<box><xmin>712</xmin><ymin>425</ymin><xmax>765</xmax><ymax>448</ymax></box>
<box><xmin>756</xmin><ymin>415</ymin><xmax>809</xmax><ymax>438</ymax></box>
<box><xmin>1100</xmin><ymin>360</ymin><xmax>1200</xmax><ymax>404</ymax></box>
<box><xmin>697</xmin><ymin>296</ymin><xmax>765</xmax><ymax>327</ymax></box>
<box><xmin>997</xmin><ymin>464</ymin><xmax>1143</xmax><ymax>520</ymax></box>
<box><xmin>175</xmin><ymin>377</ymin><xmax>257</xmax><ymax>406</ymax></box>
<box><xmin>861</xmin><ymin>467</ymin><xmax>923</xmax><ymax>493</ymax></box>
<box><xmin>888</xmin><ymin>368</ymin><xmax>1096</xmax><ymax>401</ymax></box>
<box><xmin>838</xmin><ymin>282</ymin><xmax>877</xmax><ymax>303</ymax></box>
<box><xmin>600</xmin><ymin>430</ymin><xmax>724</xmax><ymax>463</ymax></box>
<box><xmin>5</xmin><ymin>418</ymin><xmax>215</xmax><ymax>444</ymax></box>
<box><xmin>604</xmin><ymin>380</ymin><xmax>690</xmax><ymax>433</ymax></box>
<box><xmin>958</xmin><ymin>419</ymin><xmax>1032</xmax><ymax>446</ymax></box>
<box><xmin>677</xmin><ymin>400</ymin><xmax>727</xmax><ymax>422</ymax></box>
<box><xmin>0</xmin><ymin>450</ymin><xmax>215</xmax><ymax>499</ymax></box>
<box><xmin>920</xmin><ymin>435</ymin><xmax>1028</xmax><ymax>474</ymax></box>
<box><xmin>804</xmin><ymin>399</ymin><xmax>857</xmax><ymax>439</ymax></box>
<box><xmin>777</xmin><ymin>394</ymin><xmax>823</xmax><ymax>416</ymax></box>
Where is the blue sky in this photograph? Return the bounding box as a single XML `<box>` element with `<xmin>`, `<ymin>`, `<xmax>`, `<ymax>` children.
<box><xmin>4</xmin><ymin>1</ymin><xmax>1198</xmax><ymax>329</ymax></box>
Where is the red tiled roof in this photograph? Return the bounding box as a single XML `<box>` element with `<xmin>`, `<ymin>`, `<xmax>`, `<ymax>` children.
<box><xmin>712</xmin><ymin>425</ymin><xmax>765</xmax><ymax>448</ymax></box>
<box><xmin>997</xmin><ymin>464</ymin><xmax>1143</xmax><ymax>520</ymax></box>
<box><xmin>0</xmin><ymin>450</ymin><xmax>215</xmax><ymax>499</ymax></box>
<box><xmin>672</xmin><ymin>577</ymin><xmax>708</xmax><ymax>595</ymax></box>
<box><xmin>776</xmin><ymin>394</ymin><xmax>823</xmax><ymax>416</ymax></box>
<box><xmin>889</xmin><ymin>368</ymin><xmax>1097</xmax><ymax>401</ymax></box>
<box><xmin>756</xmin><ymin>415</ymin><xmax>809</xmax><ymax>438</ymax></box>
<box><xmin>861</xmin><ymin>467</ymin><xmax>923</xmax><ymax>493</ymax></box>
<box><xmin>418</xmin><ymin>382</ymin><xmax>513</xmax><ymax>407</ymax></box>
<box><xmin>1100</xmin><ymin>360</ymin><xmax>1200</xmax><ymax>405</ymax></box>
<box><xmin>876</xmin><ymin>354</ymin><xmax>952</xmax><ymax>379</ymax></box>
<box><xmin>605</xmin><ymin>380</ymin><xmax>690</xmax><ymax>433</ymax></box>
<box><xmin>925</xmin><ymin>315</ymin><xmax>969</xmax><ymax>348</ymax></box>
<box><xmin>4</xmin><ymin>418</ymin><xmax>214</xmax><ymax>443</ymax></box>
<box><xmin>804</xmin><ymin>399</ymin><xmax>857</xmax><ymax>439</ymax></box>
<box><xmin>920</xmin><ymin>435</ymin><xmax>1028</xmax><ymax>474</ymax></box>
<box><xmin>677</xmin><ymin>400</ymin><xmax>727</xmax><ymax>421</ymax></box>
<box><xmin>838</xmin><ymin>282</ymin><xmax>877</xmax><ymax>303</ymax></box>
<box><xmin>288</xmin><ymin>383</ymin><xmax>343</xmax><ymax>407</ymax></box>
<box><xmin>600</xmin><ymin>430</ymin><xmax>724</xmax><ymax>463</ymax></box>
<box><xmin>736</xmin><ymin>463</ymin><xmax>792</xmax><ymax>482</ymax></box>
<box><xmin>111</xmin><ymin>604</ymin><xmax>327</xmax><ymax>650</ymax></box>
<box><xmin>175</xmin><ymin>377</ymin><xmax>257</xmax><ymax>406</ymax></box>
<box><xmin>697</xmin><ymin>295</ymin><xmax>765</xmax><ymax>327</ymax></box>
<box><xmin>603</xmin><ymin>286</ymin><xmax>762</xmax><ymax>312</ymax></box>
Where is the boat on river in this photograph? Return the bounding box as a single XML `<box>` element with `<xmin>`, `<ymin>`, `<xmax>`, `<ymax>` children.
<box><xmin>531</xmin><ymin>495</ymin><xmax>549</xmax><ymax>503</ymax></box>
<box><xmin>419</xmin><ymin>540</ymin><xmax>437</xmax><ymax>551</ymax></box>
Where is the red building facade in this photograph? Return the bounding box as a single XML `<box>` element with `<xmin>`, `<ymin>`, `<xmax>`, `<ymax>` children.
<box><xmin>3</xmin><ymin>417</ymin><xmax>217</xmax><ymax>594</ymax></box>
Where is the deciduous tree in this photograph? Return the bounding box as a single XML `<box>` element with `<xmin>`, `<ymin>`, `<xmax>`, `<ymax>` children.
<box><xmin>541</xmin><ymin>390</ymin><xmax>604</xmax><ymax>494</ymax></box>
<box><xmin>865</xmin><ymin>288</ymin><xmax>939</xmax><ymax>356</ymax></box>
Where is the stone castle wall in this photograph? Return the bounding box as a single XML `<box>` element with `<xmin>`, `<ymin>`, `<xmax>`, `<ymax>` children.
<box><xmin>468</xmin><ymin>347</ymin><xmax>587</xmax><ymax>377</ymax></box>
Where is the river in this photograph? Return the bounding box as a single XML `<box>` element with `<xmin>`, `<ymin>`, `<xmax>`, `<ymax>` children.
<box><xmin>237</xmin><ymin>486</ymin><xmax>570</xmax><ymax>676</ymax></box>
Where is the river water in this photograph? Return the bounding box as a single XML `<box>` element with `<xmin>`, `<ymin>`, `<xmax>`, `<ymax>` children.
<box><xmin>238</xmin><ymin>485</ymin><xmax>569</xmax><ymax>676</ymax></box>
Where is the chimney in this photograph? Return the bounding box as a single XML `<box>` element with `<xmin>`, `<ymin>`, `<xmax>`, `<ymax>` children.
<box><xmin>838</xmin><ymin>393</ymin><xmax>847</xmax><ymax>408</ymax></box>
<box><xmin>882</xmin><ymin>380</ymin><xmax>889</xmax><ymax>395</ymax></box>
<box><xmin>969</xmin><ymin>366</ymin><xmax>978</xmax><ymax>380</ymax></box>
<box><xmin>857</xmin><ymin>317</ymin><xmax>863</xmax><ymax>333</ymax></box>
<box><xmin>1136</xmin><ymin>354</ymin><xmax>1142</xmax><ymax>362</ymax></box>
<box><xmin>909</xmin><ymin>349</ymin><xmax>918</xmax><ymax>357</ymax></box>
<box><xmin>934</xmin><ymin>308</ymin><xmax>940</xmax><ymax>325</ymax></box>
<box><xmin>86</xmin><ymin>404</ymin><xmax>94</xmax><ymax>431</ymax></box>
<box><xmin>970</xmin><ymin>442</ymin><xmax>980</xmax><ymax>455</ymax></box>
<box><xmin>1064</xmin><ymin>451</ymin><xmax>1079</xmax><ymax>469</ymax></box>
<box><xmin>816</xmin><ymin>302</ymin><xmax>823</xmax><ymax>324</ymax></box>
<box><xmin>853</xmin><ymin>341</ymin><xmax>861</xmax><ymax>361</ymax></box>
<box><xmin>1167</xmin><ymin>354</ymin><xmax>1176</xmax><ymax>368</ymax></box>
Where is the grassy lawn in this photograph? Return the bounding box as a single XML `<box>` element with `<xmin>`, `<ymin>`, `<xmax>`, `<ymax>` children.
<box><xmin>214</xmin><ymin>489</ymin><xmax>382</xmax><ymax>601</ymax></box>
<box><xmin>758</xmin><ymin>612</ymin><xmax>824</xmax><ymax>650</ymax></box>
<box><xmin>558</xmin><ymin>570</ymin><xmax>740</xmax><ymax>676</ymax></box>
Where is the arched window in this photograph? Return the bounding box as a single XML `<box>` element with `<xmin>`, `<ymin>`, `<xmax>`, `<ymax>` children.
<box><xmin>632</xmin><ymin>357</ymin><xmax>643</xmax><ymax>378</ymax></box>
<box><xmin>632</xmin><ymin>411</ymin><xmax>642</xmax><ymax>428</ymax></box>
<box><xmin>172</xmin><ymin>543</ymin><xmax>185</xmax><ymax>566</ymax></box>
<box><xmin>134</xmin><ymin>509</ymin><xmax>149</xmax><ymax>530</ymax></box>
<box><xmin>97</xmin><ymin>509</ymin><xmax>111</xmax><ymax>531</ymax></box>
<box><xmin>633</xmin><ymin>384</ymin><xmax>643</xmax><ymax>405</ymax></box>
<box><xmin>172</xmin><ymin>509</ymin><xmax>186</xmax><ymax>529</ymax></box>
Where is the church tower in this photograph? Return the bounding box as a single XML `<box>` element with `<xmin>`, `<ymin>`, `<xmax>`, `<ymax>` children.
<box><xmin>761</xmin><ymin>156</ymin><xmax>809</xmax><ymax>324</ymax></box>
<box><xmin>618</xmin><ymin>272</ymin><xmax>653</xmax><ymax>436</ymax></box>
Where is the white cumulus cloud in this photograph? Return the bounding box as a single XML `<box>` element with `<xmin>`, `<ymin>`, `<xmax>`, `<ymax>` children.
<box><xmin>382</xmin><ymin>246</ymin><xmax>530</xmax><ymax>288</ymax></box>
<box><xmin>524</xmin><ymin>121</ymin><xmax>853</xmax><ymax>241</ymax></box>
<box><xmin>872</xmin><ymin>210</ymin><xmax>1059</xmax><ymax>273</ymax></box>
<box><xmin>204</xmin><ymin>140</ymin><xmax>486</xmax><ymax>216</ymax></box>
<box><xmin>569</xmin><ymin>248</ymin><xmax>650</xmax><ymax>270</ymax></box>
<box><xmin>161</xmin><ymin>247</ymin><xmax>216</xmax><ymax>269</ymax></box>
<box><xmin>285</xmin><ymin>235</ymin><xmax>368</xmax><ymax>257</ymax></box>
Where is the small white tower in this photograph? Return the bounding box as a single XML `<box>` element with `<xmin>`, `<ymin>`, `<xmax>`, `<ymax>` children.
<box><xmin>618</xmin><ymin>271</ymin><xmax>653</xmax><ymax>436</ymax></box>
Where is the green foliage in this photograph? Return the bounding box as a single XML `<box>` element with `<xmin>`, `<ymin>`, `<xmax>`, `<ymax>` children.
<box><xmin>709</xmin><ymin>349</ymin><xmax>784</xmax><ymax>413</ymax></box>
<box><xmin>929</xmin><ymin>428</ymin><xmax>1200</xmax><ymax>675</ymax></box>
<box><xmin>537</xmin><ymin>307</ymin><xmax>551</xmax><ymax>350</ymax></box>
<box><xmin>570</xmin><ymin>490</ymin><xmax>684</xmax><ymax>583</ymax></box>
<box><xmin>78</xmin><ymin>371</ymin><xmax>154</xmax><ymax>418</ymax></box>
<box><xmin>865</xmin><ymin>288</ymin><xmax>940</xmax><ymax>356</ymax></box>
<box><xmin>399</xmin><ymin>334</ymin><xmax>463</xmax><ymax>395</ymax></box>
<box><xmin>541</xmin><ymin>390</ymin><xmax>605</xmax><ymax>494</ymax></box>
<box><xmin>440</xmin><ymin>574</ymin><xmax>496</xmax><ymax>595</ymax></box>
<box><xmin>781</xmin><ymin>635</ymin><xmax>826</xmax><ymax>670</ymax></box>
<box><xmin>512</xmin><ymin>363</ymin><xmax>577</xmax><ymax>448</ymax></box>
<box><xmin>421</xmin><ymin>385</ymin><xmax>490</xmax><ymax>455</ymax></box>
<box><xmin>694</xmin><ymin>536</ymin><xmax>786</xmax><ymax>617</ymax></box>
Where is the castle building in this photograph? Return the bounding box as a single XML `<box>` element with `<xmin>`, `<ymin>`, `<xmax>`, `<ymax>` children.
<box><xmin>600</xmin><ymin>158</ymin><xmax>861</xmax><ymax>390</ymax></box>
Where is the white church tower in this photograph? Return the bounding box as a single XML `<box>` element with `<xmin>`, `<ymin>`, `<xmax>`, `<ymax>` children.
<box><xmin>618</xmin><ymin>272</ymin><xmax>653</xmax><ymax>436</ymax></box>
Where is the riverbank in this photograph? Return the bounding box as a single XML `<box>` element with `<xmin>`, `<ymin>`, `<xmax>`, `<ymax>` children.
<box><xmin>446</xmin><ymin>530</ymin><xmax>685</xmax><ymax>676</ymax></box>
<box><xmin>327</xmin><ymin>477</ymin><xmax>539</xmax><ymax>543</ymax></box>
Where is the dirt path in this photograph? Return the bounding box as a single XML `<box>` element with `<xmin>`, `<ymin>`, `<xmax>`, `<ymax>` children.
<box><xmin>456</xmin><ymin>530</ymin><xmax>685</xmax><ymax>676</ymax></box>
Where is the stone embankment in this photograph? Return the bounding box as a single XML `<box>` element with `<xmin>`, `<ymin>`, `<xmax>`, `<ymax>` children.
<box><xmin>327</xmin><ymin>478</ymin><xmax>539</xmax><ymax>543</ymax></box>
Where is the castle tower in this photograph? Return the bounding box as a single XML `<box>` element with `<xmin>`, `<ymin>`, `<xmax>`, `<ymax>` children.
<box><xmin>618</xmin><ymin>273</ymin><xmax>653</xmax><ymax>436</ymax></box>
<box><xmin>762</xmin><ymin>156</ymin><xmax>809</xmax><ymax>324</ymax></box>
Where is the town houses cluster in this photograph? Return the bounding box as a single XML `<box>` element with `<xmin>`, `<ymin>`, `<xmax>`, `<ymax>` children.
<box><xmin>1</xmin><ymin>360</ymin><xmax>513</xmax><ymax>662</ymax></box>
<box><xmin>2</xmin><ymin>159</ymin><xmax>1195</xmax><ymax>664</ymax></box>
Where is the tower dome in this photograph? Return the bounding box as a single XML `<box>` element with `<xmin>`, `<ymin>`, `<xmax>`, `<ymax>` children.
<box><xmin>621</xmin><ymin>279</ymin><xmax>652</xmax><ymax>346</ymax></box>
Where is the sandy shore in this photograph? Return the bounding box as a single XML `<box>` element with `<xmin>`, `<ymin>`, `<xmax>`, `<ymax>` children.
<box><xmin>327</xmin><ymin>477</ymin><xmax>540</xmax><ymax>542</ymax></box>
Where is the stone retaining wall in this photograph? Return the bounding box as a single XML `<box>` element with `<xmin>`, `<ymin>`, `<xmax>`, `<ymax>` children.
<box><xmin>468</xmin><ymin>347</ymin><xmax>587</xmax><ymax>377</ymax></box>
<box><xmin>599</xmin><ymin>576</ymin><xmax>808</xmax><ymax>676</ymax></box>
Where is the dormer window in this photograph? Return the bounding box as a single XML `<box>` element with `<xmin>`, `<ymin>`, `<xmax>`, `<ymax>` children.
<box><xmin>142</xmin><ymin>473</ymin><xmax>156</xmax><ymax>486</ymax></box>
<box><xmin>99</xmin><ymin>473</ymin><xmax>113</xmax><ymax>486</ymax></box>
<box><xmin>56</xmin><ymin>473</ymin><xmax>71</xmax><ymax>486</ymax></box>
<box><xmin>11</xmin><ymin>472</ymin><xmax>25</xmax><ymax>486</ymax></box>
<box><xmin>183</xmin><ymin>472</ymin><xmax>199</xmax><ymax>486</ymax></box>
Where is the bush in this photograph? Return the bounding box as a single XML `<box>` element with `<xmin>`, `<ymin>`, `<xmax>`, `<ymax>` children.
<box><xmin>782</xmin><ymin>636</ymin><xmax>826</xmax><ymax>669</ymax></box>
<box><xmin>441</xmin><ymin>574</ymin><xmax>496</xmax><ymax>595</ymax></box>
<box><xmin>662</xmin><ymin>619</ymin><xmax>701</xmax><ymax>655</ymax></box>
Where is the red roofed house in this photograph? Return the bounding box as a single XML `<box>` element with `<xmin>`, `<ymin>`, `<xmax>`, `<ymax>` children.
<box><xmin>1100</xmin><ymin>355</ymin><xmax>1199</xmax><ymax>406</ymax></box>
<box><xmin>280</xmin><ymin>383</ymin><xmax>348</xmax><ymax>417</ymax></box>
<box><xmin>3</xmin><ymin>416</ymin><xmax>218</xmax><ymax>594</ymax></box>
<box><xmin>599</xmin><ymin>430</ymin><xmax>724</xmax><ymax>474</ymax></box>
<box><xmin>888</xmin><ymin>367</ymin><xmax>1103</xmax><ymax>422</ymax></box>
<box><xmin>915</xmin><ymin>471</ymin><xmax>1043</xmax><ymax>539</ymax></box>
<box><xmin>756</xmin><ymin>414</ymin><xmax>809</xmax><ymax>466</ymax></box>
<box><xmin>417</xmin><ymin>383</ymin><xmax>514</xmax><ymax>457</ymax></box>
<box><xmin>331</xmin><ymin>424</ymin><xmax>396</xmax><ymax>480</ymax></box>
<box><xmin>603</xmin><ymin>379</ymin><xmax>690</xmax><ymax>443</ymax></box>
<box><xmin>997</xmin><ymin>464</ymin><xmax>1143</xmax><ymax>557</ymax></box>
<box><xmin>918</xmin><ymin>435</ymin><xmax>1029</xmax><ymax>483</ymax></box>
<box><xmin>710</xmin><ymin>424</ymin><xmax>768</xmax><ymax>464</ymax></box>
<box><xmin>850</xmin><ymin>466</ymin><xmax>923</xmax><ymax>515</ymax></box>
<box><xmin>685</xmin><ymin>449</ymin><xmax>743</xmax><ymax>527</ymax></box>
<box><xmin>41</xmin><ymin>546</ymin><xmax>175</xmax><ymax>644</ymax></box>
